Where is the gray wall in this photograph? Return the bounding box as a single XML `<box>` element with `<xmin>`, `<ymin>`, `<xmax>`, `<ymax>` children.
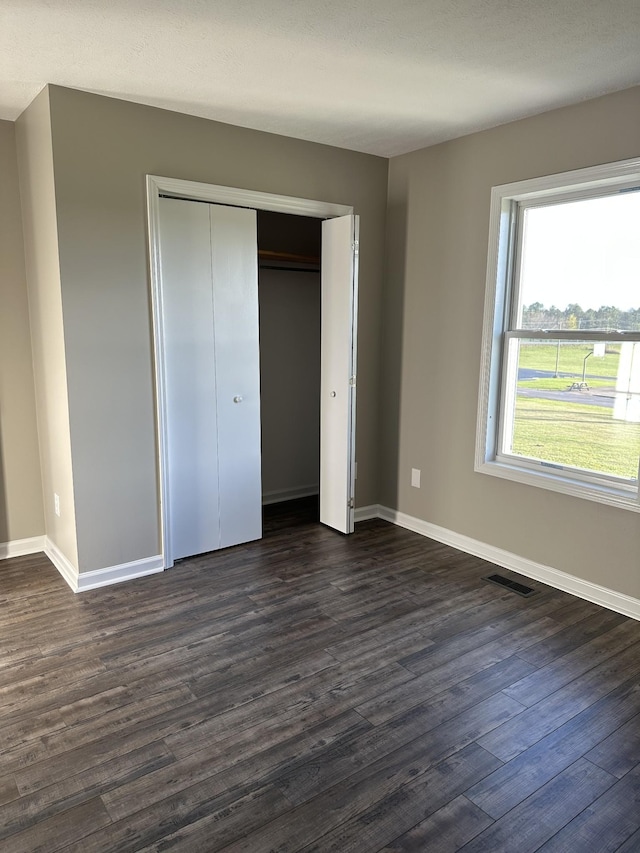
<box><xmin>382</xmin><ymin>86</ymin><xmax>640</xmax><ymax>599</ymax></box>
<box><xmin>46</xmin><ymin>85</ymin><xmax>388</xmax><ymax>572</ymax></box>
<box><xmin>0</xmin><ymin>120</ymin><xmax>44</xmax><ymax>545</ymax></box>
<box><xmin>15</xmin><ymin>93</ymin><xmax>78</xmax><ymax>566</ymax></box>
<box><xmin>259</xmin><ymin>268</ymin><xmax>321</xmax><ymax>501</ymax></box>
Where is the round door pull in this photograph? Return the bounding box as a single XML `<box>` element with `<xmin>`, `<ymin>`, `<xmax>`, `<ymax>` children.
<box><xmin>233</xmin><ymin>395</ymin><xmax>243</xmax><ymax>403</ymax></box>
<box><xmin>330</xmin><ymin>391</ymin><xmax>336</xmax><ymax>397</ymax></box>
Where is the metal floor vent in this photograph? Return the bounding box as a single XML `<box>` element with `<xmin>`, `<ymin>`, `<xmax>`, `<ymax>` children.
<box><xmin>483</xmin><ymin>573</ymin><xmax>537</xmax><ymax>598</ymax></box>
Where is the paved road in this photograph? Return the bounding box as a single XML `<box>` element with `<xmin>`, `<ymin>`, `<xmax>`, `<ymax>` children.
<box><xmin>517</xmin><ymin>368</ymin><xmax>619</xmax><ymax>407</ymax></box>
<box><xmin>518</xmin><ymin>368</ymin><xmax>617</xmax><ymax>381</ymax></box>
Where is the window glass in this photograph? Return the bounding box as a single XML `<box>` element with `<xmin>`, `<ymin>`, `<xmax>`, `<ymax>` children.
<box><xmin>501</xmin><ymin>339</ymin><xmax>640</xmax><ymax>482</ymax></box>
<box><xmin>518</xmin><ymin>192</ymin><xmax>640</xmax><ymax>332</ymax></box>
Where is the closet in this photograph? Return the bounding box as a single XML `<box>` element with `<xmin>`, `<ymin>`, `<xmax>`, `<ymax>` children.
<box><xmin>257</xmin><ymin>211</ymin><xmax>322</xmax><ymax>509</ymax></box>
<box><xmin>152</xmin><ymin>179</ymin><xmax>358</xmax><ymax>566</ymax></box>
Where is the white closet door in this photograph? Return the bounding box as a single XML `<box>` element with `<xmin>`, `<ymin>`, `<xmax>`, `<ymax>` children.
<box><xmin>158</xmin><ymin>198</ymin><xmax>261</xmax><ymax>562</ymax></box>
<box><xmin>320</xmin><ymin>214</ymin><xmax>359</xmax><ymax>534</ymax></box>
<box><xmin>209</xmin><ymin>205</ymin><xmax>262</xmax><ymax>549</ymax></box>
<box><xmin>159</xmin><ymin>197</ymin><xmax>220</xmax><ymax>560</ymax></box>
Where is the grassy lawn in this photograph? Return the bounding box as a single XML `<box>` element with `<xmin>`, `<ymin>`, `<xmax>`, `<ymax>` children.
<box><xmin>512</xmin><ymin>396</ymin><xmax>640</xmax><ymax>479</ymax></box>
<box><xmin>518</xmin><ymin>343</ymin><xmax>620</xmax><ymax>379</ymax></box>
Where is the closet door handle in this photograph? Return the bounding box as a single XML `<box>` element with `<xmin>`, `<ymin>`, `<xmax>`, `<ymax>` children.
<box><xmin>233</xmin><ymin>395</ymin><xmax>243</xmax><ymax>403</ymax></box>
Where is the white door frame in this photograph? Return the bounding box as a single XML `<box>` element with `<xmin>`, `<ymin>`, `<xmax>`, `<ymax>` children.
<box><xmin>146</xmin><ymin>174</ymin><xmax>354</xmax><ymax>568</ymax></box>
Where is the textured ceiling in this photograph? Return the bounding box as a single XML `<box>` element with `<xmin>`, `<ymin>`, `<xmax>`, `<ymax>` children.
<box><xmin>2</xmin><ymin>0</ymin><xmax>640</xmax><ymax>156</ymax></box>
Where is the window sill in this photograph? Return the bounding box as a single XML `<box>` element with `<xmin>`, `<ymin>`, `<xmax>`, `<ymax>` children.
<box><xmin>475</xmin><ymin>458</ymin><xmax>640</xmax><ymax>513</ymax></box>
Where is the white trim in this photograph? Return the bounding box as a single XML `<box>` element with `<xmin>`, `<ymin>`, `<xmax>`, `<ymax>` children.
<box><xmin>491</xmin><ymin>156</ymin><xmax>640</xmax><ymax>203</ymax></box>
<box><xmin>147</xmin><ymin>176</ymin><xmax>353</xmax><ymax>219</ymax></box>
<box><xmin>348</xmin><ymin>215</ymin><xmax>360</xmax><ymax>533</ymax></box>
<box><xmin>476</xmin><ymin>192</ymin><xmax>513</xmax><ymax>474</ymax></box>
<box><xmin>476</xmin><ymin>459</ymin><xmax>640</xmax><ymax>513</ymax></box>
<box><xmin>354</xmin><ymin>504</ymin><xmax>381</xmax><ymax>522</ymax></box>
<box><xmin>476</xmin><ymin>157</ymin><xmax>640</xmax><ymax>512</ymax></box>
<box><xmin>147</xmin><ymin>175</ymin><xmax>355</xmax><ymax>568</ymax></box>
<box><xmin>44</xmin><ymin>538</ymin><xmax>164</xmax><ymax>593</ymax></box>
<box><xmin>75</xmin><ymin>556</ymin><xmax>164</xmax><ymax>593</ymax></box>
<box><xmin>45</xmin><ymin>537</ymin><xmax>78</xmax><ymax>591</ymax></box>
<box><xmin>365</xmin><ymin>506</ymin><xmax>640</xmax><ymax>621</ymax></box>
<box><xmin>0</xmin><ymin>535</ymin><xmax>46</xmax><ymax>559</ymax></box>
<box><xmin>506</xmin><ymin>329</ymin><xmax>640</xmax><ymax>342</ymax></box>
<box><xmin>262</xmin><ymin>485</ymin><xmax>319</xmax><ymax>506</ymax></box>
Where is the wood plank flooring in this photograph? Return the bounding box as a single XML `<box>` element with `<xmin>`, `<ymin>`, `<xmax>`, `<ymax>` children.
<box><xmin>1</xmin><ymin>498</ymin><xmax>640</xmax><ymax>851</ymax></box>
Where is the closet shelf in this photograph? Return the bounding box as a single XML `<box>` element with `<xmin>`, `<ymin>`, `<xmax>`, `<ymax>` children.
<box><xmin>259</xmin><ymin>250</ymin><xmax>320</xmax><ymax>264</ymax></box>
<box><xmin>258</xmin><ymin>249</ymin><xmax>320</xmax><ymax>272</ymax></box>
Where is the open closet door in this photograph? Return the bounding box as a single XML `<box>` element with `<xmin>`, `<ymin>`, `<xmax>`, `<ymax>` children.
<box><xmin>320</xmin><ymin>214</ymin><xmax>359</xmax><ymax>534</ymax></box>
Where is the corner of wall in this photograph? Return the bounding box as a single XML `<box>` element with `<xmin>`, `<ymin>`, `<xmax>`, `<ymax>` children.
<box><xmin>0</xmin><ymin>119</ymin><xmax>45</xmax><ymax>544</ymax></box>
<box><xmin>15</xmin><ymin>87</ymin><xmax>79</xmax><ymax>572</ymax></box>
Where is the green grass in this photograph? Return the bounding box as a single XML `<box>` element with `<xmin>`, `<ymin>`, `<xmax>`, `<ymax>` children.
<box><xmin>509</xmin><ymin>343</ymin><xmax>640</xmax><ymax>480</ymax></box>
<box><xmin>511</xmin><ymin>396</ymin><xmax>640</xmax><ymax>480</ymax></box>
<box><xmin>518</xmin><ymin>343</ymin><xmax>620</xmax><ymax>379</ymax></box>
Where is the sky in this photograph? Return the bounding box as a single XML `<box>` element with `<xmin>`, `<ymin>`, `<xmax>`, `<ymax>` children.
<box><xmin>519</xmin><ymin>190</ymin><xmax>640</xmax><ymax>311</ymax></box>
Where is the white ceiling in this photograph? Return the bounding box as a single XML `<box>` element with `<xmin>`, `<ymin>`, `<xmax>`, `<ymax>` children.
<box><xmin>2</xmin><ymin>0</ymin><xmax>640</xmax><ymax>157</ymax></box>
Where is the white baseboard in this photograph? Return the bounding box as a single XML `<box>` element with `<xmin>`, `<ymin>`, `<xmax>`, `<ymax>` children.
<box><xmin>45</xmin><ymin>537</ymin><xmax>164</xmax><ymax>593</ymax></box>
<box><xmin>262</xmin><ymin>485</ymin><xmax>319</xmax><ymax>506</ymax></box>
<box><xmin>354</xmin><ymin>504</ymin><xmax>381</xmax><ymax>522</ymax></box>
<box><xmin>75</xmin><ymin>555</ymin><xmax>164</xmax><ymax>592</ymax></box>
<box><xmin>360</xmin><ymin>505</ymin><xmax>640</xmax><ymax>622</ymax></box>
<box><xmin>14</xmin><ymin>506</ymin><xmax>638</xmax><ymax>618</ymax></box>
<box><xmin>44</xmin><ymin>537</ymin><xmax>78</xmax><ymax>591</ymax></box>
<box><xmin>0</xmin><ymin>535</ymin><xmax>46</xmax><ymax>559</ymax></box>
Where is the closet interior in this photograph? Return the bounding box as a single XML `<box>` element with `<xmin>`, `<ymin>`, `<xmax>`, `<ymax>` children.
<box><xmin>257</xmin><ymin>211</ymin><xmax>322</xmax><ymax>519</ymax></box>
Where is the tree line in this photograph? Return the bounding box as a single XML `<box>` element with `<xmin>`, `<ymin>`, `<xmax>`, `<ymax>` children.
<box><xmin>522</xmin><ymin>303</ymin><xmax>640</xmax><ymax>331</ymax></box>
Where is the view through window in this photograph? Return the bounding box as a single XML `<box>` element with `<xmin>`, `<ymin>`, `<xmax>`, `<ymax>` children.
<box><xmin>500</xmin><ymin>191</ymin><xmax>640</xmax><ymax>486</ymax></box>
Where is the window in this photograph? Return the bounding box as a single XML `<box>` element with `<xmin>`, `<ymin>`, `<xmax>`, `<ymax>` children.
<box><xmin>476</xmin><ymin>159</ymin><xmax>640</xmax><ymax>511</ymax></box>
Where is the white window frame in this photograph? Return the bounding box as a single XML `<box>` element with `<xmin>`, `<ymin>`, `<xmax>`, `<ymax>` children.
<box><xmin>476</xmin><ymin>157</ymin><xmax>640</xmax><ymax>512</ymax></box>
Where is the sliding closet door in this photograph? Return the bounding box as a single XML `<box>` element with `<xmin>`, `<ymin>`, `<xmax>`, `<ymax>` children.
<box><xmin>158</xmin><ymin>197</ymin><xmax>261</xmax><ymax>563</ymax></box>
<box><xmin>320</xmin><ymin>214</ymin><xmax>359</xmax><ymax>534</ymax></box>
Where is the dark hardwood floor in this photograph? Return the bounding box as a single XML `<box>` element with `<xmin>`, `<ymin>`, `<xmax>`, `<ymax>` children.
<box><xmin>2</xmin><ymin>499</ymin><xmax>640</xmax><ymax>851</ymax></box>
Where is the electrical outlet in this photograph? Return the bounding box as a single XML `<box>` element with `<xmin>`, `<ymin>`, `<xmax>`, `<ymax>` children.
<box><xmin>411</xmin><ymin>468</ymin><xmax>421</xmax><ymax>488</ymax></box>
<box><xmin>54</xmin><ymin>493</ymin><xmax>60</xmax><ymax>516</ymax></box>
